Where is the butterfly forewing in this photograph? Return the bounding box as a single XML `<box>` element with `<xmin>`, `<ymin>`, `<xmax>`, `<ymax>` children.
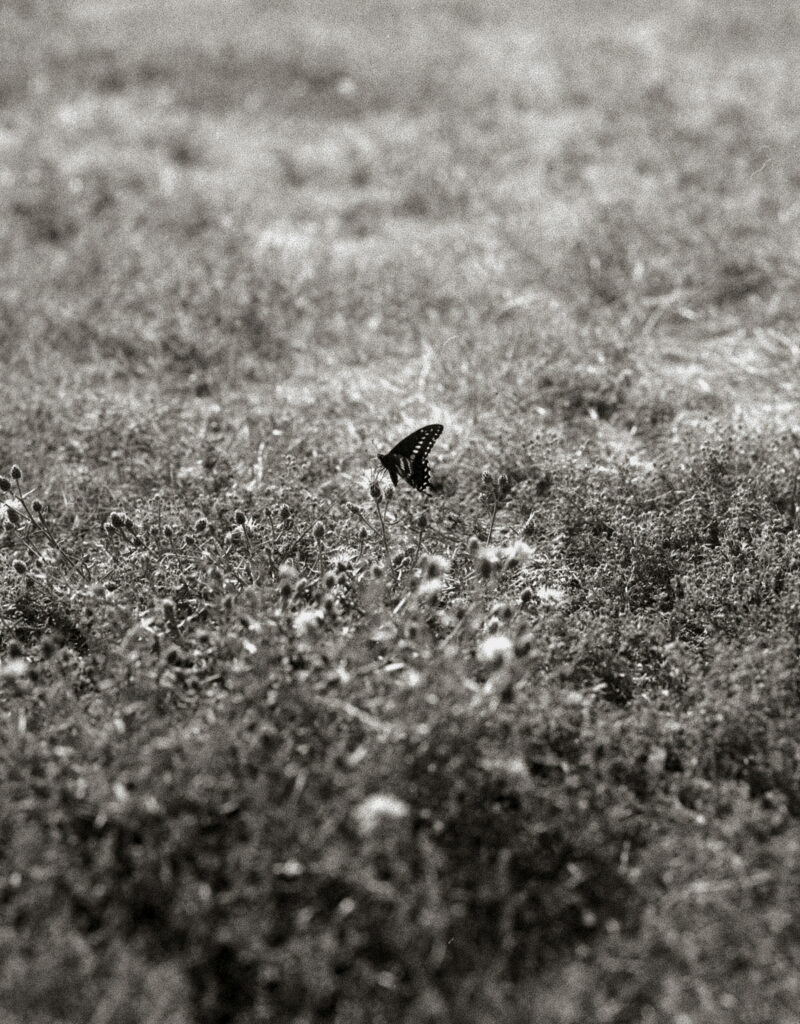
<box><xmin>378</xmin><ymin>424</ymin><xmax>443</xmax><ymax>492</ymax></box>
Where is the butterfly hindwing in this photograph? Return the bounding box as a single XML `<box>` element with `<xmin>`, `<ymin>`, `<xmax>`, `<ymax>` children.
<box><xmin>378</xmin><ymin>424</ymin><xmax>443</xmax><ymax>492</ymax></box>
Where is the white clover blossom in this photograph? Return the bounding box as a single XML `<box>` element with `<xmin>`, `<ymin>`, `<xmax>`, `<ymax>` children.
<box><xmin>417</xmin><ymin>578</ymin><xmax>443</xmax><ymax>600</ymax></box>
<box><xmin>477</xmin><ymin>634</ymin><xmax>513</xmax><ymax>666</ymax></box>
<box><xmin>293</xmin><ymin>608</ymin><xmax>323</xmax><ymax>636</ymax></box>
<box><xmin>353</xmin><ymin>793</ymin><xmax>411</xmax><ymax>837</ymax></box>
<box><xmin>501</xmin><ymin>540</ymin><xmax>533</xmax><ymax>569</ymax></box>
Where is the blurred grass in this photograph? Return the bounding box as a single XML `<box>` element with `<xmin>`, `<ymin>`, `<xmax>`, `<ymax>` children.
<box><xmin>2</xmin><ymin>0</ymin><xmax>800</xmax><ymax>430</ymax></box>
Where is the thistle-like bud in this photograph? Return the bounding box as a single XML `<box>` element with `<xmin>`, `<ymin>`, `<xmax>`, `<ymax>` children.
<box><xmin>369</xmin><ymin>480</ymin><xmax>383</xmax><ymax>503</ymax></box>
<box><xmin>10</xmin><ymin>465</ymin><xmax>21</xmax><ymax>481</ymax></box>
<box><xmin>194</xmin><ymin>517</ymin><xmax>208</xmax><ymax>533</ymax></box>
<box><xmin>492</xmin><ymin>602</ymin><xmax>512</xmax><ymax>621</ymax></box>
<box><xmin>481</xmin><ymin>470</ymin><xmax>494</xmax><ymax>490</ymax></box>
<box><xmin>32</xmin><ymin>499</ymin><xmax>43</xmax><ymax>514</ymax></box>
<box><xmin>426</xmin><ymin>554</ymin><xmax>449</xmax><ymax>578</ymax></box>
<box><xmin>312</xmin><ymin>520</ymin><xmax>325</xmax><ymax>540</ymax></box>
<box><xmin>6</xmin><ymin>506</ymin><xmax>20</xmax><ymax>526</ymax></box>
<box><xmin>0</xmin><ymin>477</ymin><xmax>11</xmax><ymax>492</ymax></box>
<box><xmin>12</xmin><ymin>559</ymin><xmax>27</xmax><ymax>574</ymax></box>
<box><xmin>234</xmin><ymin>509</ymin><xmax>246</xmax><ymax>526</ymax></box>
<box><xmin>467</xmin><ymin>535</ymin><xmax>480</xmax><ymax>555</ymax></box>
<box><xmin>109</xmin><ymin>511</ymin><xmax>125</xmax><ymax>529</ymax></box>
<box><xmin>477</xmin><ymin>552</ymin><xmax>495</xmax><ymax>579</ymax></box>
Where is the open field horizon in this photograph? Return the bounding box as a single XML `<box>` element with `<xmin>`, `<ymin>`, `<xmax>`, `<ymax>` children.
<box><xmin>3</xmin><ymin>2</ymin><xmax>800</xmax><ymax>1022</ymax></box>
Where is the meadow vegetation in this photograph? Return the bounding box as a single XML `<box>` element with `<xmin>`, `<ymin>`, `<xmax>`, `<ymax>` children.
<box><xmin>3</xmin><ymin>1</ymin><xmax>800</xmax><ymax>1021</ymax></box>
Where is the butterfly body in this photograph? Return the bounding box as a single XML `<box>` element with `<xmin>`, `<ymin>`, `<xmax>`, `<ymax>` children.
<box><xmin>378</xmin><ymin>424</ymin><xmax>443</xmax><ymax>491</ymax></box>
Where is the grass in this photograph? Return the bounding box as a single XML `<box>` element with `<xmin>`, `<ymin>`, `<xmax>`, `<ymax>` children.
<box><xmin>3</xmin><ymin>1</ymin><xmax>800</xmax><ymax>1021</ymax></box>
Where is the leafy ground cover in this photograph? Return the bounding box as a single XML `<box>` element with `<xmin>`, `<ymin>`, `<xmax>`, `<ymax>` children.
<box><xmin>3</xmin><ymin>1</ymin><xmax>800</xmax><ymax>1021</ymax></box>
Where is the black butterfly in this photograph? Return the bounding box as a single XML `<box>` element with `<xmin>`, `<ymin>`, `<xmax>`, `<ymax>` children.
<box><xmin>378</xmin><ymin>424</ymin><xmax>443</xmax><ymax>492</ymax></box>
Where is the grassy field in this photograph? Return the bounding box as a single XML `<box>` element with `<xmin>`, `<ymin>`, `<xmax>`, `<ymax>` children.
<box><xmin>3</xmin><ymin>1</ymin><xmax>800</xmax><ymax>1021</ymax></box>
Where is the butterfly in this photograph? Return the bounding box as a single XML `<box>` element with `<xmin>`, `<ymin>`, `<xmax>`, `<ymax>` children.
<box><xmin>378</xmin><ymin>424</ymin><xmax>443</xmax><ymax>492</ymax></box>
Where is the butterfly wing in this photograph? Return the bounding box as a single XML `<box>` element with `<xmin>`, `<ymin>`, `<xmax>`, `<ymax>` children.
<box><xmin>378</xmin><ymin>424</ymin><xmax>443</xmax><ymax>492</ymax></box>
